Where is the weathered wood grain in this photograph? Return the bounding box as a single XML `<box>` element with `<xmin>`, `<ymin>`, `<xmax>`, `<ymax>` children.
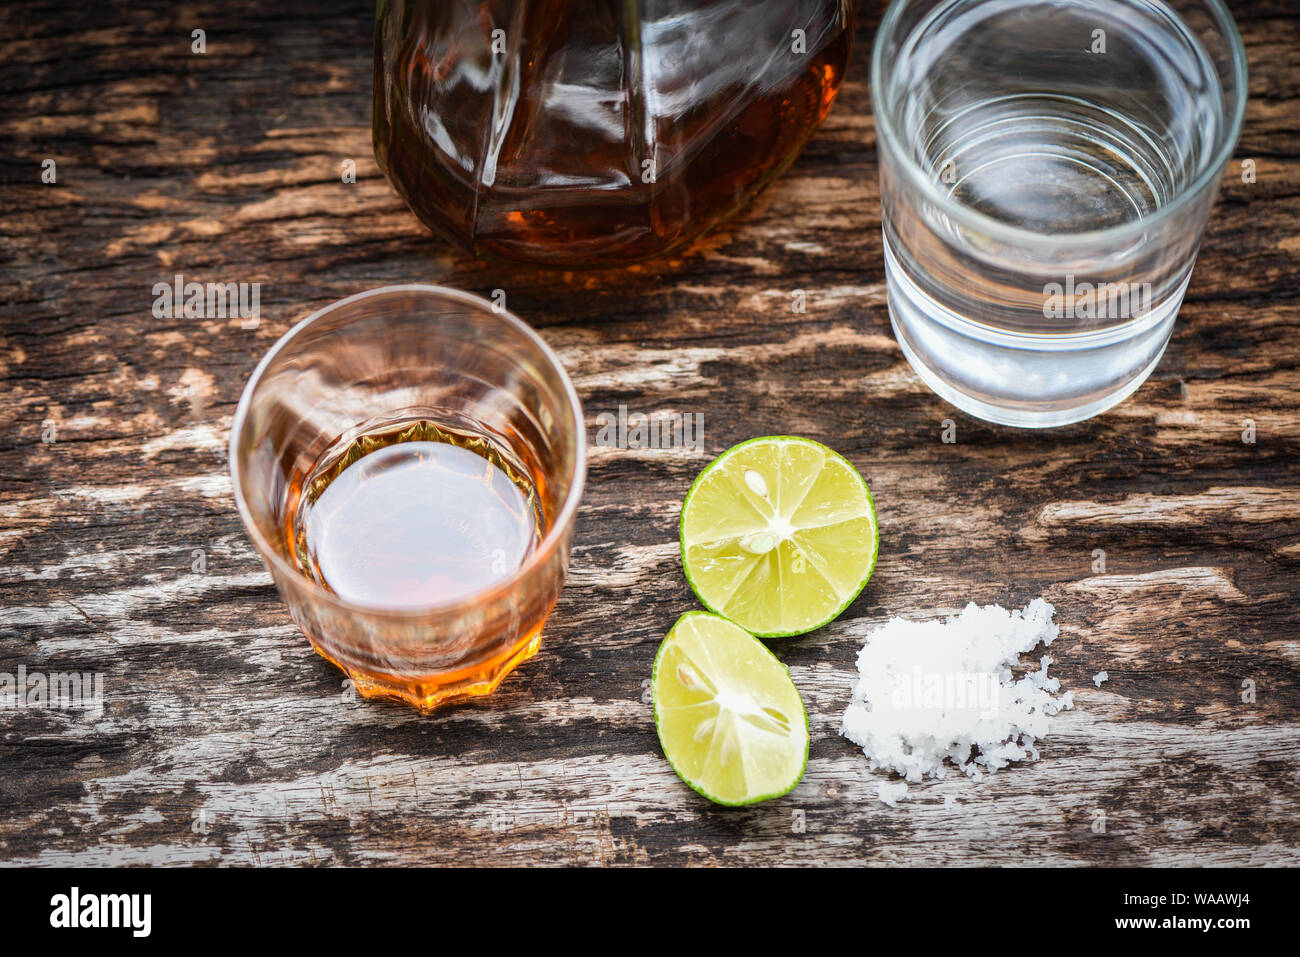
<box><xmin>0</xmin><ymin>0</ymin><xmax>1298</xmax><ymax>866</ymax></box>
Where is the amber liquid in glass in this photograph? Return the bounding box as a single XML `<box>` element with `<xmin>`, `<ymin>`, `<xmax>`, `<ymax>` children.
<box><xmin>374</xmin><ymin>0</ymin><xmax>852</xmax><ymax>266</ymax></box>
<box><xmin>289</xmin><ymin>418</ymin><xmax>545</xmax><ymax>611</ymax></box>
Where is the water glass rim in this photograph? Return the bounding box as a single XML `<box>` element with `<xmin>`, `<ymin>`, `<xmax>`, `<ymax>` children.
<box><xmin>227</xmin><ymin>283</ymin><xmax>588</xmax><ymax>621</ymax></box>
<box><xmin>870</xmin><ymin>0</ymin><xmax>1249</xmax><ymax>250</ymax></box>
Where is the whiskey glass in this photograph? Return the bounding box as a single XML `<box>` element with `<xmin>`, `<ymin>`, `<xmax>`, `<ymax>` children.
<box><xmin>229</xmin><ymin>285</ymin><xmax>586</xmax><ymax>710</ymax></box>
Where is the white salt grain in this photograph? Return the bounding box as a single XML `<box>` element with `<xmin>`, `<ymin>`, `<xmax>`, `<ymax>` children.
<box><xmin>877</xmin><ymin>780</ymin><xmax>910</xmax><ymax>807</ymax></box>
<box><xmin>1093</xmin><ymin>670</ymin><xmax>1109</xmax><ymax>687</ymax></box>
<box><xmin>841</xmin><ymin>599</ymin><xmax>1073</xmax><ymax>792</ymax></box>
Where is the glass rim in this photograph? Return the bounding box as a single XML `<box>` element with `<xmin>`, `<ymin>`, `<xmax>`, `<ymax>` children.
<box><xmin>870</xmin><ymin>0</ymin><xmax>1249</xmax><ymax>249</ymax></box>
<box><xmin>228</xmin><ymin>283</ymin><xmax>588</xmax><ymax>622</ymax></box>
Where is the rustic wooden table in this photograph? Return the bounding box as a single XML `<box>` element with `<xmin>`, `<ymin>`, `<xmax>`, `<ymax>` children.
<box><xmin>1</xmin><ymin>0</ymin><xmax>1297</xmax><ymax>866</ymax></box>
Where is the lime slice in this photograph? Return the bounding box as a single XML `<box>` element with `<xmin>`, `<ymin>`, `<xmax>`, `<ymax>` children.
<box><xmin>680</xmin><ymin>436</ymin><xmax>878</xmax><ymax>637</ymax></box>
<box><xmin>653</xmin><ymin>611</ymin><xmax>809</xmax><ymax>806</ymax></box>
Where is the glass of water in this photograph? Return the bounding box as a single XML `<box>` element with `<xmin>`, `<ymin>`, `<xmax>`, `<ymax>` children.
<box><xmin>873</xmin><ymin>0</ymin><xmax>1247</xmax><ymax>427</ymax></box>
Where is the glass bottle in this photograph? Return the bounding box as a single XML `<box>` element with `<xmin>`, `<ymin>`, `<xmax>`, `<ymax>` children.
<box><xmin>374</xmin><ymin>0</ymin><xmax>852</xmax><ymax>267</ymax></box>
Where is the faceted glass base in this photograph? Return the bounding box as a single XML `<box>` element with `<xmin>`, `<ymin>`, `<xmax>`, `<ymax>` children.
<box><xmin>308</xmin><ymin>627</ymin><xmax>544</xmax><ymax>712</ymax></box>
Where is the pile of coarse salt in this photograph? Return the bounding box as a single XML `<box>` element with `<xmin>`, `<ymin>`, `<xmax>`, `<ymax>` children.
<box><xmin>840</xmin><ymin>599</ymin><xmax>1074</xmax><ymax>805</ymax></box>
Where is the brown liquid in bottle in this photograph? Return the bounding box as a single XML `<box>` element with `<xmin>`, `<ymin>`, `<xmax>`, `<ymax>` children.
<box><xmin>374</xmin><ymin>0</ymin><xmax>852</xmax><ymax>267</ymax></box>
